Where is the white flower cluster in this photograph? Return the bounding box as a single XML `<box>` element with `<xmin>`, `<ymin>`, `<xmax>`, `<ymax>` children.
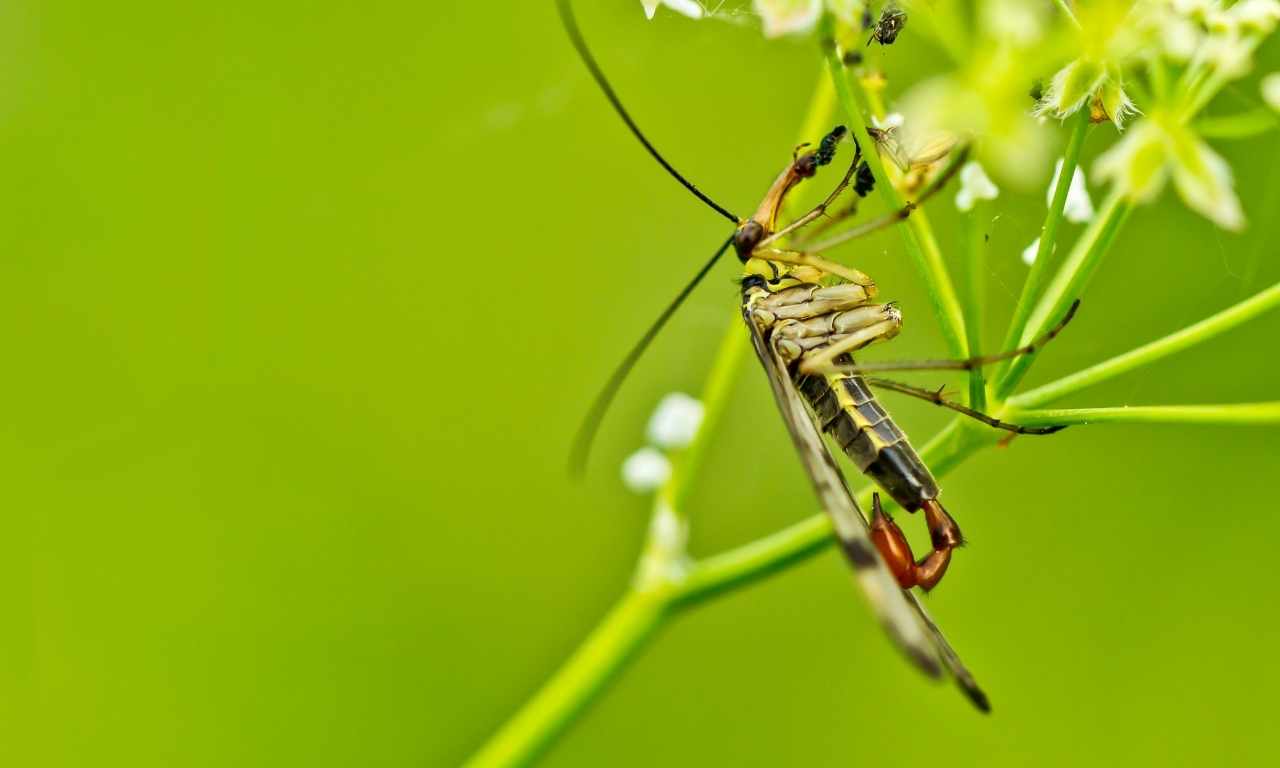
<box><xmin>1073</xmin><ymin>0</ymin><xmax>1280</xmax><ymax>231</ymax></box>
<box><xmin>1142</xmin><ymin>0</ymin><xmax>1280</xmax><ymax>73</ymax></box>
<box><xmin>640</xmin><ymin>0</ymin><xmax>704</xmax><ymax>20</ymax></box>
<box><xmin>620</xmin><ymin>392</ymin><xmax>705</xmax><ymax>493</ymax></box>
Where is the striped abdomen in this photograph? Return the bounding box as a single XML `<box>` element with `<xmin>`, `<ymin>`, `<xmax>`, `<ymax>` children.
<box><xmin>796</xmin><ymin>368</ymin><xmax>939</xmax><ymax>512</ymax></box>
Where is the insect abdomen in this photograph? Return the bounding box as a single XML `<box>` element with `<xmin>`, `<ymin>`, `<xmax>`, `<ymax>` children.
<box><xmin>797</xmin><ymin>370</ymin><xmax>939</xmax><ymax>511</ymax></box>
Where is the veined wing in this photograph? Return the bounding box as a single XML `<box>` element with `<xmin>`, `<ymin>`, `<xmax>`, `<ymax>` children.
<box><xmin>745</xmin><ymin>313</ymin><xmax>989</xmax><ymax>710</ymax></box>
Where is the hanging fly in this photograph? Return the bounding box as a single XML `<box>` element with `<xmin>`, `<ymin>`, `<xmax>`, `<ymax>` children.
<box><xmin>557</xmin><ymin>0</ymin><xmax>1075</xmax><ymax>711</ymax></box>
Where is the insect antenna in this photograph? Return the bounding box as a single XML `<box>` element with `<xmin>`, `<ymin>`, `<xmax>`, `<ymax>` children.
<box><xmin>569</xmin><ymin>234</ymin><xmax>735</xmax><ymax>475</ymax></box>
<box><xmin>556</xmin><ymin>0</ymin><xmax>739</xmax><ymax>224</ymax></box>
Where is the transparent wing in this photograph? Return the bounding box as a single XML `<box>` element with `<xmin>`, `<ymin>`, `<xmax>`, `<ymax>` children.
<box><xmin>746</xmin><ymin>314</ymin><xmax>989</xmax><ymax>710</ymax></box>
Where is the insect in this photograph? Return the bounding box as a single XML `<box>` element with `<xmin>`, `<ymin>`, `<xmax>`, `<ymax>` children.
<box><xmin>869</xmin><ymin>4</ymin><xmax>908</xmax><ymax>47</ymax></box>
<box><xmin>557</xmin><ymin>1</ymin><xmax>1074</xmax><ymax>710</ymax></box>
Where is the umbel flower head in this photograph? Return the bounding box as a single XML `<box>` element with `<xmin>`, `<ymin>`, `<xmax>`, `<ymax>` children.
<box><xmin>1085</xmin><ymin>0</ymin><xmax>1280</xmax><ymax>231</ymax></box>
<box><xmin>1034</xmin><ymin>2</ymin><xmax>1141</xmax><ymax>129</ymax></box>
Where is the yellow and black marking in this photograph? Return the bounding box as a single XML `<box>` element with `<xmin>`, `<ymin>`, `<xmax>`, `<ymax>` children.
<box><xmin>740</xmin><ymin>266</ymin><xmax>988</xmax><ymax>712</ymax></box>
<box><xmin>799</xmin><ymin>365</ymin><xmax>940</xmax><ymax>512</ymax></box>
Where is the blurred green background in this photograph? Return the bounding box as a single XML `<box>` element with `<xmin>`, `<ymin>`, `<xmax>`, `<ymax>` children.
<box><xmin>6</xmin><ymin>1</ymin><xmax>1279</xmax><ymax>766</ymax></box>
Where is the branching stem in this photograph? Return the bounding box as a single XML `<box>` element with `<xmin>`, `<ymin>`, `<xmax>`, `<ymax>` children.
<box><xmin>466</xmin><ymin>12</ymin><xmax>1277</xmax><ymax>767</ymax></box>
<box><xmin>997</xmin><ymin>108</ymin><xmax>1091</xmax><ymax>384</ymax></box>
<box><xmin>997</xmin><ymin>188</ymin><xmax>1131</xmax><ymax>399</ymax></box>
<box><xmin>1008</xmin><ymin>403</ymin><xmax>1280</xmax><ymax>427</ymax></box>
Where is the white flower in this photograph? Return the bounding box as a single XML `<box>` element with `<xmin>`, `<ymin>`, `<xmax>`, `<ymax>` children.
<box><xmin>1048</xmin><ymin>158</ymin><xmax>1095</xmax><ymax>223</ymax></box>
<box><xmin>1021</xmin><ymin>237</ymin><xmax>1041</xmax><ymax>266</ymax></box>
<box><xmin>647</xmin><ymin>392</ymin><xmax>705</xmax><ymax>448</ymax></box>
<box><xmin>754</xmin><ymin>0</ymin><xmax>822</xmax><ymax>37</ymax></box>
<box><xmin>648</xmin><ymin>500</ymin><xmax>687</xmax><ymax>554</ymax></box>
<box><xmin>1167</xmin><ymin>130</ymin><xmax>1244</xmax><ymax>231</ymax></box>
<box><xmin>634</xmin><ymin>500</ymin><xmax>689</xmax><ymax>588</ymax></box>
<box><xmin>641</xmin><ymin>0</ymin><xmax>704</xmax><ymax>20</ymax></box>
<box><xmin>872</xmin><ymin>112</ymin><xmax>905</xmax><ymax>130</ymax></box>
<box><xmin>1263</xmin><ymin>73</ymin><xmax>1280</xmax><ymax>111</ymax></box>
<box><xmin>1094</xmin><ymin>117</ymin><xmax>1244</xmax><ymax>231</ymax></box>
<box><xmin>622</xmin><ymin>447</ymin><xmax>672</xmax><ymax>493</ymax></box>
<box><xmin>1160</xmin><ymin>16</ymin><xmax>1203</xmax><ymax>59</ymax></box>
<box><xmin>1201</xmin><ymin>30</ymin><xmax>1255</xmax><ymax>79</ymax></box>
<box><xmin>954</xmin><ymin>161</ymin><xmax>999</xmax><ymax>212</ymax></box>
<box><xmin>981</xmin><ymin>0</ymin><xmax>1046</xmax><ymax>46</ymax></box>
<box><xmin>1174</xmin><ymin>0</ymin><xmax>1214</xmax><ymax>12</ymax></box>
<box><xmin>1094</xmin><ymin>120</ymin><xmax>1170</xmax><ymax>203</ymax></box>
<box><xmin>1229</xmin><ymin>0</ymin><xmax>1280</xmax><ymax>33</ymax></box>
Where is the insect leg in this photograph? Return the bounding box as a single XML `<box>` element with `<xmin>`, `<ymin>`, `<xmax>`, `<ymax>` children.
<box><xmin>862</xmin><ymin>377</ymin><xmax>1066</xmax><ymax>435</ymax></box>
<box><xmin>760</xmin><ymin>140</ymin><xmax>863</xmax><ymax>247</ymax></box>
<box><xmin>750</xmin><ymin>281</ymin><xmax>876</xmax><ymax>322</ymax></box>
<box><xmin>793</xmin><ymin>304</ymin><xmax>902</xmax><ymax>374</ymax></box>
<box><xmin>822</xmin><ymin>299</ymin><xmax>1080</xmax><ymax>375</ymax></box>
<box><xmin>802</xmin><ymin>145</ymin><xmax>970</xmax><ymax>253</ymax></box>
<box><xmin>869</xmin><ymin>494</ymin><xmax>958</xmax><ymax>592</ymax></box>
<box><xmin>756</xmin><ymin>247</ymin><xmax>877</xmax><ymax>289</ymax></box>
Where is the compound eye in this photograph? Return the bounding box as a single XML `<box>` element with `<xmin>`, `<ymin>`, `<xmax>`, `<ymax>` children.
<box><xmin>733</xmin><ymin>221</ymin><xmax>765</xmax><ymax>261</ymax></box>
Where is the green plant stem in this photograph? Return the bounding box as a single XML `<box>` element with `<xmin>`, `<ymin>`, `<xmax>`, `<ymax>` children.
<box><xmin>1009</xmin><ymin>281</ymin><xmax>1280</xmax><ymax>409</ymax></box>
<box><xmin>822</xmin><ymin>23</ymin><xmax>969</xmax><ymax>361</ymax></box>
<box><xmin>997</xmin><ymin>108</ymin><xmax>1091</xmax><ymax>384</ymax></box>
<box><xmin>960</xmin><ymin>207</ymin><xmax>987</xmax><ymax>412</ymax></box>
<box><xmin>665</xmin><ymin>313</ymin><xmax>749</xmax><ymax>514</ymax></box>
<box><xmin>462</xmin><ymin>588</ymin><xmax>667</xmax><ymax>768</ymax></box>
<box><xmin>1007</xmin><ymin>403</ymin><xmax>1280</xmax><ymax>427</ymax></box>
<box><xmin>996</xmin><ymin>188</ymin><xmax>1131</xmax><ymax>399</ymax></box>
<box><xmin>1053</xmin><ymin>0</ymin><xmax>1082</xmax><ymax>28</ymax></box>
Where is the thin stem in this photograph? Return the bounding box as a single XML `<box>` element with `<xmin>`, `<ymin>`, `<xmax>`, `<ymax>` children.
<box><xmin>1007</xmin><ymin>403</ymin><xmax>1280</xmax><ymax>427</ymax></box>
<box><xmin>822</xmin><ymin>23</ymin><xmax>969</xmax><ymax>361</ymax></box>
<box><xmin>997</xmin><ymin>108</ymin><xmax>1091</xmax><ymax>384</ymax></box>
<box><xmin>1053</xmin><ymin>0</ymin><xmax>1082</xmax><ymax>28</ymax></box>
<box><xmin>664</xmin><ymin>312</ymin><xmax>750</xmax><ymax>515</ymax></box>
<box><xmin>462</xmin><ymin>589</ymin><xmax>667</xmax><ymax>768</ymax></box>
<box><xmin>996</xmin><ymin>188</ymin><xmax>1131</xmax><ymax>399</ymax></box>
<box><xmin>1010</xmin><ymin>281</ymin><xmax>1280</xmax><ymax>409</ymax></box>
<box><xmin>961</xmin><ymin>207</ymin><xmax>987</xmax><ymax>412</ymax></box>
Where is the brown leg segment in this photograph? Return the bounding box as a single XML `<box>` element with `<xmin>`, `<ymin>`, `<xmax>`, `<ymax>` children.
<box><xmin>868</xmin><ymin>494</ymin><xmax>963</xmax><ymax>592</ymax></box>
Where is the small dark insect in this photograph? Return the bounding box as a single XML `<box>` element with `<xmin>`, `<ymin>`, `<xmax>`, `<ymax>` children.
<box><xmin>868</xmin><ymin>5</ymin><xmax>907</xmax><ymax>46</ymax></box>
<box><xmin>854</xmin><ymin>161</ymin><xmax>875</xmax><ymax>197</ymax></box>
